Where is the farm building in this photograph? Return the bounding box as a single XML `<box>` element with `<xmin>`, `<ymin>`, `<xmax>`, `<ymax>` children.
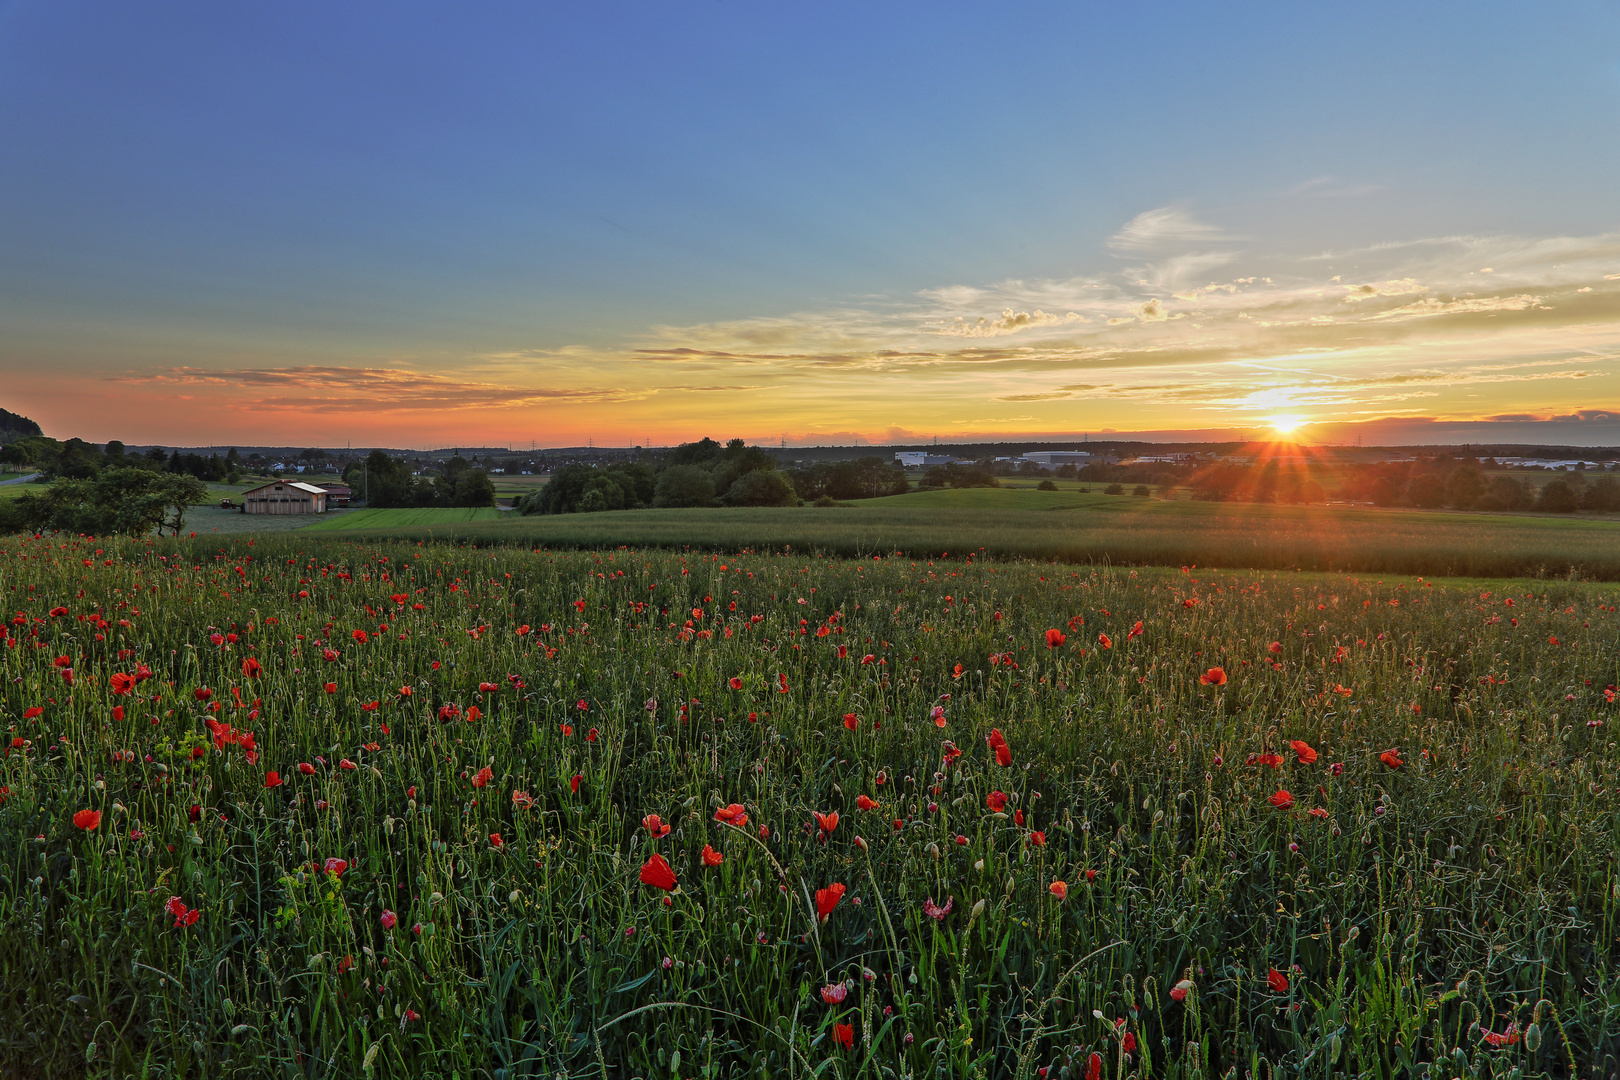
<box><xmin>240</xmin><ymin>480</ymin><xmax>329</xmax><ymax>514</ymax></box>
<box><xmin>314</xmin><ymin>482</ymin><xmax>353</xmax><ymax>507</ymax></box>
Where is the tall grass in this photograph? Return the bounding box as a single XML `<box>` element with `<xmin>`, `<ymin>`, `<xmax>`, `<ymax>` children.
<box><xmin>314</xmin><ymin>500</ymin><xmax>1620</xmax><ymax>580</ymax></box>
<box><xmin>1</xmin><ymin>534</ymin><xmax>1616</xmax><ymax>1078</ymax></box>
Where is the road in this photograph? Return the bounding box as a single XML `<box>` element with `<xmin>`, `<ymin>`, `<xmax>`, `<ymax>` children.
<box><xmin>0</xmin><ymin>472</ymin><xmax>39</xmax><ymax>486</ymax></box>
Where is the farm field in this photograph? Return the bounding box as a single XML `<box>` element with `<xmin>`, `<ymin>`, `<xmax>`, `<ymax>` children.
<box><xmin>302</xmin><ymin>507</ymin><xmax>506</xmax><ymax>531</ymax></box>
<box><xmin>308</xmin><ymin>494</ymin><xmax>1620</xmax><ymax>580</ymax></box>
<box><xmin>1</xmin><ymin>535</ymin><xmax>1616</xmax><ymax>1078</ymax></box>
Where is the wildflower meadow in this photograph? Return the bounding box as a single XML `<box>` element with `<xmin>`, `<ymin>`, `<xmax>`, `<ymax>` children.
<box><xmin>1</xmin><ymin>534</ymin><xmax>1616</xmax><ymax>1078</ymax></box>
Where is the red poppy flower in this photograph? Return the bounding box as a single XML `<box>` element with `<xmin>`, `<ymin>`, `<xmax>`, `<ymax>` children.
<box><xmin>813</xmin><ymin>811</ymin><xmax>838</xmax><ymax>835</ymax></box>
<box><xmin>489</xmin><ymin>833</ymin><xmax>503</xmax><ymax>848</ymax></box>
<box><xmin>23</xmin><ymin>707</ymin><xmax>42</xmax><ymax>719</ymax></box>
<box><xmin>922</xmin><ymin>895</ymin><xmax>953</xmax><ymax>920</ymax></box>
<box><xmin>714</xmin><ymin>803</ymin><xmax>749</xmax><ymax>827</ymax></box>
<box><xmin>471</xmin><ymin>766</ymin><xmax>493</xmax><ymax>788</ymax></box>
<box><xmin>1267</xmin><ymin>967</ymin><xmax>1289</xmax><ymax>993</ymax></box>
<box><xmin>380</xmin><ymin>909</ymin><xmax>398</xmax><ymax>930</ymax></box>
<box><xmin>1086</xmin><ymin>1052</ymin><xmax>1101</xmax><ymax>1080</ymax></box>
<box><xmin>560</xmin><ymin>724</ymin><xmax>573</xmax><ymax>736</ymax></box>
<box><xmin>323</xmin><ymin>682</ymin><xmax>337</xmax><ymax>694</ymax></box>
<box><xmin>985</xmin><ymin>791</ymin><xmax>1008</xmax><ymax>813</ymax></box>
<box><xmin>194</xmin><ymin>687</ymin><xmax>213</xmax><ymax>701</ymax></box>
<box><xmin>1290</xmin><ymin>740</ymin><xmax>1317</xmax><ymax>764</ymax></box>
<box><xmin>73</xmin><ymin>808</ymin><xmax>101</xmax><ymax>830</ymax></box>
<box><xmin>479</xmin><ymin>682</ymin><xmax>498</xmax><ymax>693</ymax></box>
<box><xmin>1127</xmin><ymin>620</ymin><xmax>1144</xmax><ymax>641</ymax></box>
<box><xmin>241</xmin><ymin>658</ymin><xmax>262</xmax><ymax>678</ymax></box>
<box><xmin>109</xmin><ymin>672</ymin><xmax>135</xmax><ymax>696</ymax></box>
<box><xmin>639</xmin><ymin>852</ymin><xmax>678</xmax><ymax>891</ymax></box>
<box><xmin>323</xmin><ymin>857</ymin><xmax>348</xmax><ymax>877</ymax></box>
<box><xmin>777</xmin><ymin>673</ymin><xmax>789</xmax><ymax>693</ymax></box>
<box><xmin>1048</xmin><ymin>880</ymin><xmax>1067</xmax><ymax>900</ymax></box>
<box><xmin>298</xmin><ymin>762</ymin><xmax>315</xmax><ymax>775</ymax></box>
<box><xmin>860</xmin><ymin>653</ymin><xmax>875</xmax><ymax>664</ymax></box>
<box><xmin>1199</xmin><ymin>667</ymin><xmax>1227</xmax><ymax>686</ymax></box>
<box><xmin>701</xmin><ymin>844</ymin><xmax>723</xmax><ymax>867</ymax></box>
<box><xmin>1268</xmin><ymin>641</ymin><xmax>1283</xmax><ymax>654</ymax></box>
<box><xmin>1309</xmin><ymin>807</ymin><xmax>1329</xmax><ymax>818</ymax></box>
<box><xmin>1028</xmin><ymin>830</ymin><xmax>1045</xmax><ymax>846</ymax></box>
<box><xmin>1253</xmin><ymin>752</ymin><xmax>1283</xmax><ymax>768</ymax></box>
<box><xmin>1380</xmin><ymin>749</ymin><xmax>1403</xmax><ymax>769</ymax></box>
<box><xmin>855</xmin><ymin>794</ymin><xmax>878</xmax><ymax>811</ymax></box>
<box><xmin>642</xmin><ymin>813</ymin><xmax>671</xmax><ymax>838</ymax></box>
<box><xmin>264</xmin><ymin>770</ymin><xmax>283</xmax><ymax>788</ymax></box>
<box><xmin>570</xmin><ymin>774</ymin><xmax>581</xmax><ymax>793</ymax></box>
<box><xmin>1098</xmin><ymin>633</ymin><xmax>1112</xmax><ymax>649</ymax></box>
<box><xmin>1044</xmin><ymin>629</ymin><xmax>1066</xmax><ymax>648</ymax></box>
<box><xmin>987</xmin><ymin>729</ymin><xmax>1013</xmax><ymax>767</ymax></box>
<box><xmin>1269</xmin><ymin>790</ymin><xmax>1294</xmax><ymax>810</ymax></box>
<box><xmin>351</xmin><ymin>630</ymin><xmax>368</xmax><ymax>644</ymax></box>
<box><xmin>729</xmin><ymin>676</ymin><xmax>743</xmax><ymax>690</ymax></box>
<box><xmin>843</xmin><ymin>713</ymin><xmax>859</xmax><ymax>730</ymax></box>
<box><xmin>821</xmin><ymin>983</ymin><xmax>848</xmax><ymax>1004</ymax></box>
<box><xmin>815</xmin><ymin>882</ymin><xmax>846</xmax><ymax>921</ymax></box>
<box><xmin>1169</xmin><ymin>980</ymin><xmax>1192</xmax><ymax>1002</ymax></box>
<box><xmin>111</xmin><ymin>706</ymin><xmax>124</xmax><ymax>722</ymax></box>
<box><xmin>338</xmin><ymin>758</ymin><xmax>356</xmax><ymax>771</ymax></box>
<box><xmin>832</xmin><ymin>1022</ymin><xmax>853</xmax><ymax>1048</ymax></box>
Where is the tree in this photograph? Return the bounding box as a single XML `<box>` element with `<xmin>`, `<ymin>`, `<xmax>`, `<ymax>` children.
<box><xmin>1446</xmin><ymin>465</ymin><xmax>1485</xmax><ymax>509</ymax></box>
<box><xmin>1405</xmin><ymin>473</ymin><xmax>1447</xmax><ymax>509</ymax></box>
<box><xmin>450</xmin><ymin>468</ymin><xmax>496</xmax><ymax>508</ymax></box>
<box><xmin>3</xmin><ymin>468</ymin><xmax>205</xmax><ymax>536</ymax></box>
<box><xmin>1580</xmin><ymin>475</ymin><xmax>1620</xmax><ymax>512</ymax></box>
<box><xmin>1537</xmin><ymin>479</ymin><xmax>1579</xmax><ymax>513</ymax></box>
<box><xmin>653</xmin><ymin>465</ymin><xmax>716</xmax><ymax>508</ymax></box>
<box><xmin>1477</xmin><ymin>476</ymin><xmax>1531</xmax><ymax>511</ymax></box>
<box><xmin>723</xmin><ymin>470</ymin><xmax>798</xmax><ymax>506</ymax></box>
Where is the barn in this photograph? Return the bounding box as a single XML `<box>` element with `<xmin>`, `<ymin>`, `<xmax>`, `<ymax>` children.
<box><xmin>240</xmin><ymin>480</ymin><xmax>330</xmax><ymax>514</ymax></box>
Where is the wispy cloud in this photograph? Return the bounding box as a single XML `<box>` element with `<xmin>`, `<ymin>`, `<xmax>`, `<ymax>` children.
<box><xmin>1106</xmin><ymin>206</ymin><xmax>1234</xmax><ymax>253</ymax></box>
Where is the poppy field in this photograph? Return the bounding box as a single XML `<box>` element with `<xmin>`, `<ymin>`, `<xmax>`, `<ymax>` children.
<box><xmin>1</xmin><ymin>534</ymin><xmax>1617</xmax><ymax>1079</ymax></box>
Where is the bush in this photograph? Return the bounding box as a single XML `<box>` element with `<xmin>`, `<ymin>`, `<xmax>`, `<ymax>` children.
<box><xmin>1132</xmin><ymin>485</ymin><xmax>1151</xmax><ymax>497</ymax></box>
<box><xmin>812</xmin><ymin>494</ymin><xmax>841</xmax><ymax>507</ymax></box>
<box><xmin>1037</xmin><ymin>480</ymin><xmax>1058</xmax><ymax>491</ymax></box>
<box><xmin>1104</xmin><ymin>483</ymin><xmax>1125</xmax><ymax>495</ymax></box>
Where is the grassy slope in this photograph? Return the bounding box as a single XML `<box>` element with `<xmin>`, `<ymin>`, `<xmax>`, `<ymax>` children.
<box><xmin>304</xmin><ymin>489</ymin><xmax>1620</xmax><ymax>580</ymax></box>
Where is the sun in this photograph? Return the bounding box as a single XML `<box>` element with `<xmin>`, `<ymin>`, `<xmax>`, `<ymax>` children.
<box><xmin>1270</xmin><ymin>415</ymin><xmax>1307</xmax><ymax>435</ymax></box>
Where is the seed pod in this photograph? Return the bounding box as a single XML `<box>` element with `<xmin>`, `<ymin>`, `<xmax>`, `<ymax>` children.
<box><xmin>1327</xmin><ymin>1033</ymin><xmax>1341</xmax><ymax>1063</ymax></box>
<box><xmin>1524</xmin><ymin>1023</ymin><xmax>1541</xmax><ymax>1052</ymax></box>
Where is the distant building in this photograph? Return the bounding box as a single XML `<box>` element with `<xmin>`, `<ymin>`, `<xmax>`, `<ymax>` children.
<box><xmin>1020</xmin><ymin>451</ymin><xmax>1094</xmax><ymax>467</ymax></box>
<box><xmin>240</xmin><ymin>481</ymin><xmax>330</xmax><ymax>514</ymax></box>
<box><xmin>896</xmin><ymin>453</ymin><xmax>975</xmax><ymax>467</ymax></box>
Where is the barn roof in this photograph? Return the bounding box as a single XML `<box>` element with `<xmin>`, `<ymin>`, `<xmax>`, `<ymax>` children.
<box><xmin>240</xmin><ymin>480</ymin><xmax>331</xmax><ymax>496</ymax></box>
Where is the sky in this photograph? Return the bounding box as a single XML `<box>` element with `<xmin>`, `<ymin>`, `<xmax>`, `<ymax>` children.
<box><xmin>4</xmin><ymin>1</ymin><xmax>1620</xmax><ymax>449</ymax></box>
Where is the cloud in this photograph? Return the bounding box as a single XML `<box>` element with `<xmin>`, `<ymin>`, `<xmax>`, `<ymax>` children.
<box><xmin>1371</xmin><ymin>294</ymin><xmax>1552</xmax><ymax>320</ymax></box>
<box><xmin>933</xmin><ymin>309</ymin><xmax>1092</xmax><ymax>338</ymax></box>
<box><xmin>102</xmin><ymin>365</ymin><xmax>757</xmax><ymax>414</ymax></box>
<box><xmin>1137</xmin><ymin>298</ymin><xmax>1168</xmax><ymax>322</ymax></box>
<box><xmin>1341</xmin><ymin>278</ymin><xmax>1428</xmax><ymax>302</ymax></box>
<box><xmin>1107</xmin><ymin>207</ymin><xmax>1232</xmax><ymax>253</ymax></box>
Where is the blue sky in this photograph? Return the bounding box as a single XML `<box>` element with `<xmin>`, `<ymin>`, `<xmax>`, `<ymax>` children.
<box><xmin>3</xmin><ymin>1</ymin><xmax>1620</xmax><ymax>445</ymax></box>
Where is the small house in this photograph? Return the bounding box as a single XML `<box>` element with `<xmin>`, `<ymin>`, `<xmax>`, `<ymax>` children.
<box><xmin>240</xmin><ymin>480</ymin><xmax>330</xmax><ymax>514</ymax></box>
<box><xmin>315</xmin><ymin>482</ymin><xmax>353</xmax><ymax>507</ymax></box>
